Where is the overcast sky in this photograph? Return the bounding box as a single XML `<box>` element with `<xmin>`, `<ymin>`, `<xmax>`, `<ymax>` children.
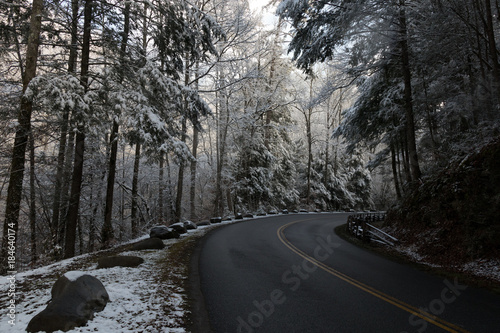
<box><xmin>249</xmin><ymin>0</ymin><xmax>270</xmax><ymax>11</ymax></box>
<box><xmin>248</xmin><ymin>0</ymin><xmax>278</xmax><ymax>27</ymax></box>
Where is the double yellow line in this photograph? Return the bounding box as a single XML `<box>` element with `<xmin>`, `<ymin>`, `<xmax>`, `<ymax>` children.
<box><xmin>277</xmin><ymin>220</ymin><xmax>470</xmax><ymax>333</ymax></box>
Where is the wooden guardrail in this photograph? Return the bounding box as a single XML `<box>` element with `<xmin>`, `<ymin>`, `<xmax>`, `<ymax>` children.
<box><xmin>347</xmin><ymin>213</ymin><xmax>399</xmax><ymax>246</ymax></box>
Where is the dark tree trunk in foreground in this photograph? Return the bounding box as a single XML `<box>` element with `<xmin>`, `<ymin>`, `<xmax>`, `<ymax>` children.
<box><xmin>64</xmin><ymin>0</ymin><xmax>93</xmax><ymax>259</ymax></box>
<box><xmin>102</xmin><ymin>1</ymin><xmax>131</xmax><ymax>246</ymax></box>
<box><xmin>1</xmin><ymin>0</ymin><xmax>44</xmax><ymax>274</ymax></box>
<box><xmin>29</xmin><ymin>132</ymin><xmax>37</xmax><ymax>263</ymax></box>
<box><xmin>175</xmin><ymin>117</ymin><xmax>187</xmax><ymax>222</ymax></box>
<box><xmin>131</xmin><ymin>143</ymin><xmax>141</xmax><ymax>237</ymax></box>
<box><xmin>190</xmin><ymin>126</ymin><xmax>199</xmax><ymax>220</ymax></box>
<box><xmin>398</xmin><ymin>0</ymin><xmax>421</xmax><ymax>182</ymax></box>
<box><xmin>51</xmin><ymin>0</ymin><xmax>79</xmax><ymax>252</ymax></box>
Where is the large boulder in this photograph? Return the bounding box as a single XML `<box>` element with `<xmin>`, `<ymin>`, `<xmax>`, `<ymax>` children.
<box><xmin>210</xmin><ymin>217</ymin><xmax>222</xmax><ymax>224</ymax></box>
<box><xmin>27</xmin><ymin>273</ymin><xmax>109</xmax><ymax>332</ymax></box>
<box><xmin>97</xmin><ymin>255</ymin><xmax>144</xmax><ymax>269</ymax></box>
<box><xmin>128</xmin><ymin>237</ymin><xmax>165</xmax><ymax>250</ymax></box>
<box><xmin>183</xmin><ymin>220</ymin><xmax>198</xmax><ymax>230</ymax></box>
<box><xmin>169</xmin><ymin>222</ymin><xmax>187</xmax><ymax>234</ymax></box>
<box><xmin>197</xmin><ymin>220</ymin><xmax>210</xmax><ymax>226</ymax></box>
<box><xmin>150</xmin><ymin>226</ymin><xmax>180</xmax><ymax>240</ymax></box>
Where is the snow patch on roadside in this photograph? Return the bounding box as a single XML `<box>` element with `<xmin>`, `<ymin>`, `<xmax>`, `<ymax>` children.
<box><xmin>463</xmin><ymin>259</ymin><xmax>500</xmax><ymax>282</ymax></box>
<box><xmin>394</xmin><ymin>244</ymin><xmax>425</xmax><ymax>262</ymax></box>
<box><xmin>393</xmin><ymin>242</ymin><xmax>500</xmax><ymax>283</ymax></box>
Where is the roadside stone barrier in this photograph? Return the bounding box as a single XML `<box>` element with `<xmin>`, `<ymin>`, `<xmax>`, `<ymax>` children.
<box><xmin>128</xmin><ymin>237</ymin><xmax>166</xmax><ymax>250</ymax></box>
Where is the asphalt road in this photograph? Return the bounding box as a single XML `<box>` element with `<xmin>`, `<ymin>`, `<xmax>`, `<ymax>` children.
<box><xmin>195</xmin><ymin>213</ymin><xmax>500</xmax><ymax>333</ymax></box>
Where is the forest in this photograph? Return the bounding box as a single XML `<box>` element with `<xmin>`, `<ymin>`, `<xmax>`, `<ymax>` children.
<box><xmin>1</xmin><ymin>0</ymin><xmax>499</xmax><ymax>272</ymax></box>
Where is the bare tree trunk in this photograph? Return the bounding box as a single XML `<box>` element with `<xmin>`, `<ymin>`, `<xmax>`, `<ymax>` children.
<box><xmin>88</xmin><ymin>175</ymin><xmax>98</xmax><ymax>252</ymax></box>
<box><xmin>396</xmin><ymin>140</ymin><xmax>406</xmax><ymax>191</ymax></box>
<box><xmin>130</xmin><ymin>1</ymin><xmax>148</xmax><ymax>237</ymax></box>
<box><xmin>51</xmin><ymin>0</ymin><xmax>78</xmax><ymax>251</ymax></box>
<box><xmin>214</xmin><ymin>90</ymin><xmax>231</xmax><ymax>217</ymax></box>
<box><xmin>189</xmin><ymin>63</ymin><xmax>200</xmax><ymax>221</ymax></box>
<box><xmin>485</xmin><ymin>0</ymin><xmax>500</xmax><ymax>97</ymax></box>
<box><xmin>399</xmin><ymin>0</ymin><xmax>421</xmax><ymax>182</ymax></box>
<box><xmin>51</xmin><ymin>108</ymin><xmax>70</xmax><ymax>248</ymax></box>
<box><xmin>175</xmin><ymin>119</ymin><xmax>187</xmax><ymax>222</ymax></box>
<box><xmin>324</xmin><ymin>102</ymin><xmax>331</xmax><ymax>186</ymax></box>
<box><xmin>264</xmin><ymin>19</ymin><xmax>282</xmax><ymax>149</ymax></box>
<box><xmin>64</xmin><ymin>0</ymin><xmax>93</xmax><ymax>259</ymax></box>
<box><xmin>29</xmin><ymin>132</ymin><xmax>37</xmax><ymax>263</ymax></box>
<box><xmin>305</xmin><ymin>76</ymin><xmax>314</xmax><ymax>204</ymax></box>
<box><xmin>190</xmin><ymin>127</ymin><xmax>199</xmax><ymax>220</ymax></box>
<box><xmin>213</xmin><ymin>69</ymin><xmax>226</xmax><ymax>217</ymax></box>
<box><xmin>103</xmin><ymin>2</ymin><xmax>130</xmax><ymax>246</ymax></box>
<box><xmin>166</xmin><ymin>154</ymin><xmax>174</xmax><ymax>222</ymax></box>
<box><xmin>77</xmin><ymin>215</ymin><xmax>84</xmax><ymax>254</ymax></box>
<box><xmin>101</xmin><ymin>120</ymin><xmax>118</xmax><ymax>245</ymax></box>
<box><xmin>2</xmin><ymin>0</ymin><xmax>44</xmax><ymax>274</ymax></box>
<box><xmin>58</xmin><ymin>130</ymin><xmax>75</xmax><ymax>250</ymax></box>
<box><xmin>175</xmin><ymin>61</ymin><xmax>190</xmax><ymax>222</ymax></box>
<box><xmin>159</xmin><ymin>153</ymin><xmax>165</xmax><ymax>223</ymax></box>
<box><xmin>131</xmin><ymin>143</ymin><xmax>141</xmax><ymax>237</ymax></box>
<box><xmin>391</xmin><ymin>143</ymin><xmax>402</xmax><ymax>199</ymax></box>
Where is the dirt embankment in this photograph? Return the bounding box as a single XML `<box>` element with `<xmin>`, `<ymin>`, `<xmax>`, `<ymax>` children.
<box><xmin>385</xmin><ymin>138</ymin><xmax>500</xmax><ymax>269</ymax></box>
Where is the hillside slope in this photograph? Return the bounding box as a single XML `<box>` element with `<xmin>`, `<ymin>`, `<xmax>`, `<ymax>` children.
<box><xmin>386</xmin><ymin>137</ymin><xmax>500</xmax><ymax>267</ymax></box>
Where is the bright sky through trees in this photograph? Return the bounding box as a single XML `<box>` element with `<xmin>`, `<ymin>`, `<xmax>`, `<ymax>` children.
<box><xmin>249</xmin><ymin>0</ymin><xmax>278</xmax><ymax>27</ymax></box>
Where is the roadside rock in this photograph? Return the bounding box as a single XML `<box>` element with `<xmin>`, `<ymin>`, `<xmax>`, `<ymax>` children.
<box><xmin>150</xmin><ymin>226</ymin><xmax>180</xmax><ymax>239</ymax></box>
<box><xmin>197</xmin><ymin>221</ymin><xmax>210</xmax><ymax>226</ymax></box>
<box><xmin>170</xmin><ymin>222</ymin><xmax>187</xmax><ymax>234</ymax></box>
<box><xmin>210</xmin><ymin>217</ymin><xmax>222</xmax><ymax>224</ymax></box>
<box><xmin>27</xmin><ymin>273</ymin><xmax>109</xmax><ymax>332</ymax></box>
<box><xmin>128</xmin><ymin>237</ymin><xmax>165</xmax><ymax>250</ymax></box>
<box><xmin>97</xmin><ymin>255</ymin><xmax>144</xmax><ymax>269</ymax></box>
<box><xmin>184</xmin><ymin>221</ymin><xmax>198</xmax><ymax>230</ymax></box>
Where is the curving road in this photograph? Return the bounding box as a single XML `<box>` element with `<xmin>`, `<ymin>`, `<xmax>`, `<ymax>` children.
<box><xmin>194</xmin><ymin>213</ymin><xmax>500</xmax><ymax>333</ymax></box>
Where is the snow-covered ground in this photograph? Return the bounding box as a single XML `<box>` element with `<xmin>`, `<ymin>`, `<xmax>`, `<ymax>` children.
<box><xmin>0</xmin><ymin>223</ymin><xmax>219</xmax><ymax>333</ymax></box>
<box><xmin>393</xmin><ymin>244</ymin><xmax>500</xmax><ymax>283</ymax></box>
<box><xmin>462</xmin><ymin>259</ymin><xmax>500</xmax><ymax>282</ymax></box>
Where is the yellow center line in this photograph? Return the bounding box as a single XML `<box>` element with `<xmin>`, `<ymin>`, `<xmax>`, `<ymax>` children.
<box><xmin>277</xmin><ymin>220</ymin><xmax>470</xmax><ymax>333</ymax></box>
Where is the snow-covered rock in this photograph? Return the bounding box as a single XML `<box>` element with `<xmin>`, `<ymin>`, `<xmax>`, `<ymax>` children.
<box><xmin>183</xmin><ymin>221</ymin><xmax>198</xmax><ymax>230</ymax></box>
<box><xmin>149</xmin><ymin>226</ymin><xmax>180</xmax><ymax>240</ymax></box>
<box><xmin>26</xmin><ymin>274</ymin><xmax>109</xmax><ymax>332</ymax></box>
<box><xmin>128</xmin><ymin>237</ymin><xmax>166</xmax><ymax>250</ymax></box>
<box><xmin>210</xmin><ymin>217</ymin><xmax>222</xmax><ymax>224</ymax></box>
<box><xmin>170</xmin><ymin>223</ymin><xmax>188</xmax><ymax>234</ymax></box>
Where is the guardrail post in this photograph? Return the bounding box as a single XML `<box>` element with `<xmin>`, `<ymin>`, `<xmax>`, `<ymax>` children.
<box><xmin>362</xmin><ymin>221</ymin><xmax>368</xmax><ymax>242</ymax></box>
